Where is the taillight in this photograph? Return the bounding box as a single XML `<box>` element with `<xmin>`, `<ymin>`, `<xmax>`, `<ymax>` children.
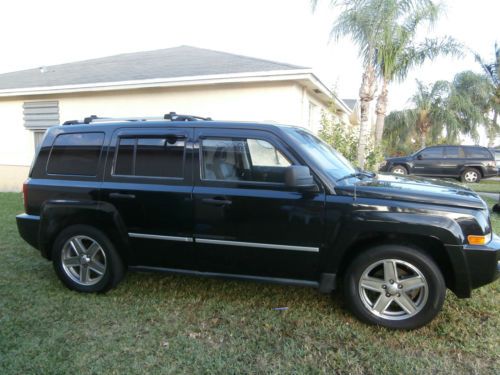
<box><xmin>22</xmin><ymin>181</ymin><xmax>28</xmax><ymax>212</ymax></box>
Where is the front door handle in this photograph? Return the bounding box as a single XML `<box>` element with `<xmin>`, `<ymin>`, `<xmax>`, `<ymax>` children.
<box><xmin>109</xmin><ymin>192</ymin><xmax>136</xmax><ymax>199</ymax></box>
<box><xmin>201</xmin><ymin>197</ymin><xmax>232</xmax><ymax>206</ymax></box>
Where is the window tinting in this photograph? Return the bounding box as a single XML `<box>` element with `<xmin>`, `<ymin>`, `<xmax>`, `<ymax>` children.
<box><xmin>420</xmin><ymin>147</ymin><xmax>443</xmax><ymax>158</ymax></box>
<box><xmin>445</xmin><ymin>146</ymin><xmax>464</xmax><ymax>158</ymax></box>
<box><xmin>115</xmin><ymin>138</ymin><xmax>135</xmax><ymax>175</ymax></box>
<box><xmin>47</xmin><ymin>132</ymin><xmax>104</xmax><ymax>176</ymax></box>
<box><xmin>464</xmin><ymin>147</ymin><xmax>491</xmax><ymax>158</ymax></box>
<box><xmin>114</xmin><ymin>136</ymin><xmax>185</xmax><ymax>178</ymax></box>
<box><xmin>201</xmin><ymin>138</ymin><xmax>291</xmax><ymax>183</ymax></box>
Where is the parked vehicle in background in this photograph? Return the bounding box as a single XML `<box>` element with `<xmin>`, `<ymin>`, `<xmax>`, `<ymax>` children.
<box><xmin>492</xmin><ymin>149</ymin><xmax>500</xmax><ymax>173</ymax></box>
<box><xmin>379</xmin><ymin>145</ymin><xmax>498</xmax><ymax>182</ymax></box>
<box><xmin>16</xmin><ymin>114</ymin><xmax>500</xmax><ymax>330</ymax></box>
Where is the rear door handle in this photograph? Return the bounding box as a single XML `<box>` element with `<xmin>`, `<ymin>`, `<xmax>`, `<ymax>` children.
<box><xmin>109</xmin><ymin>192</ymin><xmax>136</xmax><ymax>199</ymax></box>
<box><xmin>201</xmin><ymin>197</ymin><xmax>232</xmax><ymax>206</ymax></box>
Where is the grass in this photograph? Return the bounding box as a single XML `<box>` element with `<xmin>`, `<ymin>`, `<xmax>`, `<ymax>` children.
<box><xmin>463</xmin><ymin>178</ymin><xmax>500</xmax><ymax>194</ymax></box>
<box><xmin>0</xmin><ymin>193</ymin><xmax>499</xmax><ymax>374</ymax></box>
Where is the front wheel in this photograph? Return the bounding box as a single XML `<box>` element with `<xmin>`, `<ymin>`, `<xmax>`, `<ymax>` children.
<box><xmin>343</xmin><ymin>245</ymin><xmax>445</xmax><ymax>329</ymax></box>
<box><xmin>390</xmin><ymin>165</ymin><xmax>408</xmax><ymax>175</ymax></box>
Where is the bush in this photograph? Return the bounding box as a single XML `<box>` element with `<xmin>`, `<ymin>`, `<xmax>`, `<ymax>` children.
<box><xmin>318</xmin><ymin>111</ymin><xmax>383</xmax><ymax>171</ymax></box>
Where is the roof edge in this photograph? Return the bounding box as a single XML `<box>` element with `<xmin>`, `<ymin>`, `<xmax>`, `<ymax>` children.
<box><xmin>0</xmin><ymin>69</ymin><xmax>314</xmax><ymax>97</ymax></box>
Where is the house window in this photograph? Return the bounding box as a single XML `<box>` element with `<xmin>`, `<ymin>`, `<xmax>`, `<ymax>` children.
<box><xmin>33</xmin><ymin>130</ymin><xmax>46</xmax><ymax>150</ymax></box>
<box><xmin>23</xmin><ymin>101</ymin><xmax>60</xmax><ymax>151</ymax></box>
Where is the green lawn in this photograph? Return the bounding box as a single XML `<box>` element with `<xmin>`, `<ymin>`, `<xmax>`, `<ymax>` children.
<box><xmin>0</xmin><ymin>193</ymin><xmax>499</xmax><ymax>374</ymax></box>
<box><xmin>464</xmin><ymin>179</ymin><xmax>500</xmax><ymax>194</ymax></box>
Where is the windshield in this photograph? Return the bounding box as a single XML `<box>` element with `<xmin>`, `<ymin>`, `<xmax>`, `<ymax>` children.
<box><xmin>284</xmin><ymin>127</ymin><xmax>356</xmax><ymax>182</ymax></box>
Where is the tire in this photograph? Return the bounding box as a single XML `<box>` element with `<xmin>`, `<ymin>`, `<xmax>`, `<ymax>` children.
<box><xmin>390</xmin><ymin>165</ymin><xmax>408</xmax><ymax>175</ymax></box>
<box><xmin>343</xmin><ymin>244</ymin><xmax>445</xmax><ymax>330</ymax></box>
<box><xmin>52</xmin><ymin>225</ymin><xmax>125</xmax><ymax>293</ymax></box>
<box><xmin>460</xmin><ymin>168</ymin><xmax>481</xmax><ymax>183</ymax></box>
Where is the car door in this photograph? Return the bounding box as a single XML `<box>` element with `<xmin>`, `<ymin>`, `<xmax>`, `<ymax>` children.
<box><xmin>101</xmin><ymin>127</ymin><xmax>196</xmax><ymax>270</ymax></box>
<box><xmin>192</xmin><ymin>128</ymin><xmax>325</xmax><ymax>281</ymax></box>
<box><xmin>411</xmin><ymin>146</ymin><xmax>444</xmax><ymax>176</ymax></box>
<box><xmin>441</xmin><ymin>146</ymin><xmax>464</xmax><ymax>177</ymax></box>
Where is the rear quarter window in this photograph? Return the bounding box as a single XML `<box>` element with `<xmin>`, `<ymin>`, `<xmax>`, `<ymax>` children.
<box><xmin>464</xmin><ymin>147</ymin><xmax>492</xmax><ymax>159</ymax></box>
<box><xmin>47</xmin><ymin>132</ymin><xmax>104</xmax><ymax>176</ymax></box>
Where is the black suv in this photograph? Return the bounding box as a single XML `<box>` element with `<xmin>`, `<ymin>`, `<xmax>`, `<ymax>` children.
<box><xmin>379</xmin><ymin>145</ymin><xmax>498</xmax><ymax>182</ymax></box>
<box><xmin>16</xmin><ymin>114</ymin><xmax>500</xmax><ymax>329</ymax></box>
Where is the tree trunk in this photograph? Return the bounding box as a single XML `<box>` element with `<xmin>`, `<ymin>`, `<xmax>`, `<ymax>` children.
<box><xmin>357</xmin><ymin>62</ymin><xmax>377</xmax><ymax>168</ymax></box>
<box><xmin>420</xmin><ymin>132</ymin><xmax>426</xmax><ymax>148</ymax></box>
<box><xmin>374</xmin><ymin>78</ymin><xmax>389</xmax><ymax>144</ymax></box>
<box><xmin>487</xmin><ymin>111</ymin><xmax>498</xmax><ymax>147</ymax></box>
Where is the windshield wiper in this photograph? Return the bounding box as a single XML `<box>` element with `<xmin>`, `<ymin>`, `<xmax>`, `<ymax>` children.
<box><xmin>336</xmin><ymin>171</ymin><xmax>376</xmax><ymax>183</ymax></box>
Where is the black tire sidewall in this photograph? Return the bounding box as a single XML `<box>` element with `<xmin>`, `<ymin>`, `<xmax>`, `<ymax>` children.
<box><xmin>343</xmin><ymin>245</ymin><xmax>446</xmax><ymax>330</ymax></box>
<box><xmin>52</xmin><ymin>225</ymin><xmax>124</xmax><ymax>293</ymax></box>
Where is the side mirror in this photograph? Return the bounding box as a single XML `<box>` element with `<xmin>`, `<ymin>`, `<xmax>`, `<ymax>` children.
<box><xmin>285</xmin><ymin>166</ymin><xmax>316</xmax><ymax>191</ymax></box>
<box><xmin>417</xmin><ymin>154</ymin><xmax>423</xmax><ymax>160</ymax></box>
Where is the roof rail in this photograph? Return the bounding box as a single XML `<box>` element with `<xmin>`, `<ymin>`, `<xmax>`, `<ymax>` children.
<box><xmin>62</xmin><ymin>112</ymin><xmax>212</xmax><ymax>125</ymax></box>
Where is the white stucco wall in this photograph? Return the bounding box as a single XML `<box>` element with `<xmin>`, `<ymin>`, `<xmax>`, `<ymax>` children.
<box><xmin>0</xmin><ymin>81</ymin><xmax>330</xmax><ymax>191</ymax></box>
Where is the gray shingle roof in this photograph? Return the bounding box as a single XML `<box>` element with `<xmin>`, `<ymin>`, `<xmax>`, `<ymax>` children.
<box><xmin>0</xmin><ymin>46</ymin><xmax>308</xmax><ymax>91</ymax></box>
<box><xmin>341</xmin><ymin>99</ymin><xmax>357</xmax><ymax>111</ymax></box>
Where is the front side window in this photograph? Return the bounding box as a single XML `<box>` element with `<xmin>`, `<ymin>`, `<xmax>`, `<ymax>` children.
<box><xmin>201</xmin><ymin>137</ymin><xmax>291</xmax><ymax>183</ymax></box>
<box><xmin>420</xmin><ymin>147</ymin><xmax>444</xmax><ymax>158</ymax></box>
<box><xmin>47</xmin><ymin>132</ymin><xmax>104</xmax><ymax>176</ymax></box>
<box><xmin>114</xmin><ymin>136</ymin><xmax>185</xmax><ymax>178</ymax></box>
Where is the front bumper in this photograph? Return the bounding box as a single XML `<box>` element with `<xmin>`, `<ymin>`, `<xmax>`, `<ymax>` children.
<box><xmin>463</xmin><ymin>233</ymin><xmax>500</xmax><ymax>289</ymax></box>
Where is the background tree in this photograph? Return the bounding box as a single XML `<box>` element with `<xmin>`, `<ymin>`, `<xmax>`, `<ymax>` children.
<box><xmin>312</xmin><ymin>0</ymin><xmax>386</xmax><ymax>168</ymax></box>
<box><xmin>473</xmin><ymin>43</ymin><xmax>500</xmax><ymax>146</ymax></box>
<box><xmin>384</xmin><ymin>80</ymin><xmax>456</xmax><ymax>151</ymax></box>
<box><xmin>374</xmin><ymin>0</ymin><xmax>462</xmax><ymax>144</ymax></box>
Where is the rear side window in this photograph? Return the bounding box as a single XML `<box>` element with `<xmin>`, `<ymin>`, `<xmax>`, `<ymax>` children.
<box><xmin>114</xmin><ymin>136</ymin><xmax>185</xmax><ymax>178</ymax></box>
<box><xmin>464</xmin><ymin>147</ymin><xmax>492</xmax><ymax>158</ymax></box>
<box><xmin>47</xmin><ymin>132</ymin><xmax>104</xmax><ymax>176</ymax></box>
<box><xmin>445</xmin><ymin>146</ymin><xmax>465</xmax><ymax>158</ymax></box>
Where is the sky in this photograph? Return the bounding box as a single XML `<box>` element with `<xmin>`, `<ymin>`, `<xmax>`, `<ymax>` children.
<box><xmin>0</xmin><ymin>0</ymin><xmax>498</xmax><ymax>113</ymax></box>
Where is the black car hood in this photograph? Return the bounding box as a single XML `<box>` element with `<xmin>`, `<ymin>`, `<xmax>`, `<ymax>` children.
<box><xmin>335</xmin><ymin>174</ymin><xmax>486</xmax><ymax>210</ymax></box>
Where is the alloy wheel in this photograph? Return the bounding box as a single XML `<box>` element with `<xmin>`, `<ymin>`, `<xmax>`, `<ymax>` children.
<box><xmin>358</xmin><ymin>259</ymin><xmax>428</xmax><ymax>320</ymax></box>
<box><xmin>464</xmin><ymin>171</ymin><xmax>478</xmax><ymax>183</ymax></box>
<box><xmin>61</xmin><ymin>235</ymin><xmax>107</xmax><ymax>286</ymax></box>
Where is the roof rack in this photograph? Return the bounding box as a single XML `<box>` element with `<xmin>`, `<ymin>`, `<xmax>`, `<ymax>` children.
<box><xmin>62</xmin><ymin>112</ymin><xmax>212</xmax><ymax>125</ymax></box>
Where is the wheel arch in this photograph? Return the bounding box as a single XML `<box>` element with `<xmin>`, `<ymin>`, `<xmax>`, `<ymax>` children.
<box><xmin>333</xmin><ymin>232</ymin><xmax>460</xmax><ymax>296</ymax></box>
<box><xmin>39</xmin><ymin>200</ymin><xmax>131</xmax><ymax>264</ymax></box>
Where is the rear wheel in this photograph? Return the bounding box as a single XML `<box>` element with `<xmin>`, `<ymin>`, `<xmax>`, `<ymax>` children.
<box><xmin>461</xmin><ymin>168</ymin><xmax>481</xmax><ymax>183</ymax></box>
<box><xmin>343</xmin><ymin>245</ymin><xmax>445</xmax><ymax>329</ymax></box>
<box><xmin>390</xmin><ymin>165</ymin><xmax>408</xmax><ymax>175</ymax></box>
<box><xmin>52</xmin><ymin>225</ymin><xmax>125</xmax><ymax>293</ymax></box>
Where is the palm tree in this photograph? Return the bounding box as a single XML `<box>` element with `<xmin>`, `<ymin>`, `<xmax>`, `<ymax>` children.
<box><xmin>447</xmin><ymin>71</ymin><xmax>491</xmax><ymax>142</ymax></box>
<box><xmin>384</xmin><ymin>80</ymin><xmax>456</xmax><ymax>149</ymax></box>
<box><xmin>374</xmin><ymin>2</ymin><xmax>462</xmax><ymax>144</ymax></box>
<box><xmin>312</xmin><ymin>0</ymin><xmax>387</xmax><ymax>167</ymax></box>
<box><xmin>312</xmin><ymin>0</ymin><xmax>456</xmax><ymax>167</ymax></box>
<box><xmin>473</xmin><ymin>43</ymin><xmax>500</xmax><ymax>146</ymax></box>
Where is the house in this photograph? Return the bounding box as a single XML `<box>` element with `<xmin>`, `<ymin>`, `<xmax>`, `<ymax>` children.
<box><xmin>0</xmin><ymin>46</ymin><xmax>351</xmax><ymax>191</ymax></box>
